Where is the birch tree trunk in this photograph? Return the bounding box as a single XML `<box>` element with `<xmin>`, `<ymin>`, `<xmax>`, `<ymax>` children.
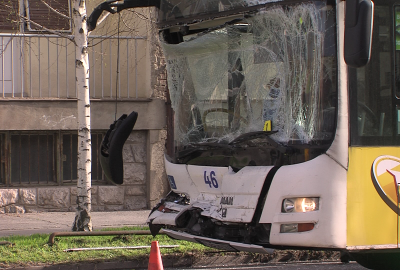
<box><xmin>72</xmin><ymin>0</ymin><xmax>92</xmax><ymax>231</ymax></box>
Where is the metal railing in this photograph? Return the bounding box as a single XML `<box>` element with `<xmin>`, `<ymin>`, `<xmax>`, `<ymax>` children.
<box><xmin>0</xmin><ymin>33</ymin><xmax>147</xmax><ymax>99</ymax></box>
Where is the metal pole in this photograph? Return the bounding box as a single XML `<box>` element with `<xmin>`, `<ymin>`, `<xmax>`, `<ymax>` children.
<box><xmin>48</xmin><ymin>37</ymin><xmax>50</xmax><ymax>97</ymax></box>
<box><xmin>57</xmin><ymin>37</ymin><xmax>59</xmax><ymax>97</ymax></box>
<box><xmin>101</xmin><ymin>40</ymin><xmax>104</xmax><ymax>98</ymax></box>
<box><xmin>38</xmin><ymin>38</ymin><xmax>41</xmax><ymax>97</ymax></box>
<box><xmin>1</xmin><ymin>37</ymin><xmax>4</xmax><ymax>97</ymax></box>
<box><xmin>66</xmin><ymin>38</ymin><xmax>68</xmax><ymax>97</ymax></box>
<box><xmin>11</xmin><ymin>38</ymin><xmax>14</xmax><ymax>97</ymax></box>
<box><xmin>48</xmin><ymin>230</ymin><xmax>166</xmax><ymax>246</ymax></box>
<box><xmin>127</xmin><ymin>39</ymin><xmax>129</xmax><ymax>98</ymax></box>
<box><xmin>135</xmin><ymin>38</ymin><xmax>137</xmax><ymax>99</ymax></box>
<box><xmin>64</xmin><ymin>245</ymin><xmax>179</xmax><ymax>252</ymax></box>
<box><xmin>20</xmin><ymin>36</ymin><xmax>24</xmax><ymax>97</ymax></box>
<box><xmin>91</xmin><ymin>38</ymin><xmax>95</xmax><ymax>98</ymax></box>
<box><xmin>29</xmin><ymin>37</ymin><xmax>32</xmax><ymax>97</ymax></box>
<box><xmin>109</xmin><ymin>38</ymin><xmax>112</xmax><ymax>97</ymax></box>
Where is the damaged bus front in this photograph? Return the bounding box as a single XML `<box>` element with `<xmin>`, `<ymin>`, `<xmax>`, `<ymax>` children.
<box><xmin>96</xmin><ymin>0</ymin><xmax>400</xmax><ymax>267</ymax></box>
<box><xmin>148</xmin><ymin>0</ymin><xmax>344</xmax><ymax>252</ymax></box>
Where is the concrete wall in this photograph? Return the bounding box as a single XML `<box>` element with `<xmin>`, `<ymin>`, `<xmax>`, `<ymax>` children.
<box><xmin>0</xmin><ymin>99</ymin><xmax>166</xmax><ymax>130</ymax></box>
<box><xmin>0</xmin><ymin>4</ymin><xmax>170</xmax><ymax>213</ymax></box>
<box><xmin>0</xmin><ymin>128</ymin><xmax>168</xmax><ymax>213</ymax></box>
<box><xmin>0</xmin><ymin>39</ymin><xmax>170</xmax><ymax>213</ymax></box>
<box><xmin>0</xmin><ymin>126</ymin><xmax>168</xmax><ymax>213</ymax></box>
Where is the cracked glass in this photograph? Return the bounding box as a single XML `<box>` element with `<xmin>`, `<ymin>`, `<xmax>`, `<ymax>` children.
<box><xmin>158</xmin><ymin>0</ymin><xmax>284</xmax><ymax>24</ymax></box>
<box><xmin>161</xmin><ymin>1</ymin><xmax>337</xmax><ymax>165</ymax></box>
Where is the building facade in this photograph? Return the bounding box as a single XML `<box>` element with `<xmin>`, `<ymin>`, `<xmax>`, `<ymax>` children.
<box><xmin>0</xmin><ymin>0</ymin><xmax>169</xmax><ymax>213</ymax></box>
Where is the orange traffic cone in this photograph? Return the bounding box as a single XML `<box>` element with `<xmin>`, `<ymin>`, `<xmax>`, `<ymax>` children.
<box><xmin>148</xmin><ymin>241</ymin><xmax>164</xmax><ymax>270</ymax></box>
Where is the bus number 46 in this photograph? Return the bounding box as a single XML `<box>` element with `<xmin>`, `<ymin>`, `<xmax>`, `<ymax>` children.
<box><xmin>204</xmin><ymin>171</ymin><xmax>218</xmax><ymax>188</ymax></box>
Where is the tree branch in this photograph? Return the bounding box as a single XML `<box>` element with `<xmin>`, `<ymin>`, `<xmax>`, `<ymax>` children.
<box><xmin>40</xmin><ymin>0</ymin><xmax>71</xmax><ymax>19</ymax></box>
<box><xmin>20</xmin><ymin>15</ymin><xmax>76</xmax><ymax>44</ymax></box>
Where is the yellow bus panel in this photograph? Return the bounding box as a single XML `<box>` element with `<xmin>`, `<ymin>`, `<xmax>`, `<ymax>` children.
<box><xmin>347</xmin><ymin>147</ymin><xmax>400</xmax><ymax>247</ymax></box>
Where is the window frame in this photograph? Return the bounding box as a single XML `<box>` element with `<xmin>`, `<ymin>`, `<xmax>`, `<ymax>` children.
<box><xmin>0</xmin><ymin>130</ymin><xmax>107</xmax><ymax>187</ymax></box>
<box><xmin>25</xmin><ymin>0</ymin><xmax>72</xmax><ymax>32</ymax></box>
<box><xmin>61</xmin><ymin>131</ymin><xmax>106</xmax><ymax>184</ymax></box>
<box><xmin>9</xmin><ymin>131</ymin><xmax>58</xmax><ymax>185</ymax></box>
<box><xmin>349</xmin><ymin>0</ymin><xmax>400</xmax><ymax>146</ymax></box>
<box><xmin>0</xmin><ymin>0</ymin><xmax>20</xmax><ymax>31</ymax></box>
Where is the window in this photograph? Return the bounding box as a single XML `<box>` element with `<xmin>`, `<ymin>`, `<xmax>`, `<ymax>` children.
<box><xmin>61</xmin><ymin>132</ymin><xmax>77</xmax><ymax>182</ymax></box>
<box><xmin>0</xmin><ymin>0</ymin><xmax>20</xmax><ymax>31</ymax></box>
<box><xmin>0</xmin><ymin>130</ymin><xmax>106</xmax><ymax>186</ymax></box>
<box><xmin>91</xmin><ymin>133</ymin><xmax>104</xmax><ymax>181</ymax></box>
<box><xmin>11</xmin><ymin>132</ymin><xmax>56</xmax><ymax>184</ymax></box>
<box><xmin>0</xmin><ymin>134</ymin><xmax>5</xmax><ymax>184</ymax></box>
<box><xmin>62</xmin><ymin>132</ymin><xmax>105</xmax><ymax>183</ymax></box>
<box><xmin>0</xmin><ymin>0</ymin><xmax>71</xmax><ymax>32</ymax></box>
<box><xmin>26</xmin><ymin>0</ymin><xmax>71</xmax><ymax>31</ymax></box>
<box><xmin>349</xmin><ymin>0</ymin><xmax>400</xmax><ymax>146</ymax></box>
<box><xmin>61</xmin><ymin>131</ymin><xmax>106</xmax><ymax>183</ymax></box>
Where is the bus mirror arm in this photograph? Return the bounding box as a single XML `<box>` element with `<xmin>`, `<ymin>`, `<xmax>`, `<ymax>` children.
<box><xmin>344</xmin><ymin>0</ymin><xmax>374</xmax><ymax>68</ymax></box>
<box><xmin>87</xmin><ymin>0</ymin><xmax>161</xmax><ymax>31</ymax></box>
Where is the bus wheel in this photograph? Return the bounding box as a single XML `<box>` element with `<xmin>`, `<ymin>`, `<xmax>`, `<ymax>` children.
<box><xmin>350</xmin><ymin>252</ymin><xmax>400</xmax><ymax>269</ymax></box>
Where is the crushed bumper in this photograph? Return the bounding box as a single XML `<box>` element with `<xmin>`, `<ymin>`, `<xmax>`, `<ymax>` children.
<box><xmin>163</xmin><ymin>229</ymin><xmax>274</xmax><ymax>254</ymax></box>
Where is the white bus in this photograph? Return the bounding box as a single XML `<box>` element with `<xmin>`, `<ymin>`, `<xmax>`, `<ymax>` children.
<box><xmin>93</xmin><ymin>1</ymin><xmax>400</xmax><ymax>268</ymax></box>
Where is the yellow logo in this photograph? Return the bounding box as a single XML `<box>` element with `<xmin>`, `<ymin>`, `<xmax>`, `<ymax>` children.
<box><xmin>371</xmin><ymin>155</ymin><xmax>400</xmax><ymax>215</ymax></box>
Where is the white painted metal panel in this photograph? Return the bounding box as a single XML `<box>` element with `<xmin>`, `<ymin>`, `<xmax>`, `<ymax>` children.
<box><xmin>260</xmin><ymin>154</ymin><xmax>347</xmax><ymax>248</ymax></box>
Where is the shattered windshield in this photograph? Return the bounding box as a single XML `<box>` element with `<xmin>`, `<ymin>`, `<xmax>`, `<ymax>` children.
<box><xmin>158</xmin><ymin>0</ymin><xmax>283</xmax><ymax>24</ymax></box>
<box><xmin>161</xmin><ymin>1</ymin><xmax>337</xmax><ymax>165</ymax></box>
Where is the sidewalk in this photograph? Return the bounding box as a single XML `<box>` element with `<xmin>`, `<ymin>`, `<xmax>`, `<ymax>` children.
<box><xmin>0</xmin><ymin>210</ymin><xmax>151</xmax><ymax>237</ymax></box>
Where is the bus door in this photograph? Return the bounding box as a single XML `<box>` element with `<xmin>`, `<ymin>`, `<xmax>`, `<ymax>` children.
<box><xmin>348</xmin><ymin>0</ymin><xmax>400</xmax><ymax>249</ymax></box>
<box><xmin>394</xmin><ymin>3</ymin><xmax>400</xmax><ymax>248</ymax></box>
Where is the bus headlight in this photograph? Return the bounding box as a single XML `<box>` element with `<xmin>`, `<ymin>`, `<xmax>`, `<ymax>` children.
<box><xmin>282</xmin><ymin>197</ymin><xmax>319</xmax><ymax>213</ymax></box>
<box><xmin>280</xmin><ymin>223</ymin><xmax>315</xmax><ymax>233</ymax></box>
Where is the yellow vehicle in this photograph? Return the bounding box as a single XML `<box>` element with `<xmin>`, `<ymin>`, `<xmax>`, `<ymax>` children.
<box><xmin>91</xmin><ymin>0</ymin><xmax>400</xmax><ymax>268</ymax></box>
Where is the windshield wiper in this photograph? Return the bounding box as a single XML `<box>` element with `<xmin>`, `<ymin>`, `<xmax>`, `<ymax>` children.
<box><xmin>177</xmin><ymin>131</ymin><xmax>290</xmax><ymax>160</ymax></box>
<box><xmin>176</xmin><ymin>142</ymin><xmax>233</xmax><ymax>160</ymax></box>
<box><xmin>229</xmin><ymin>131</ymin><xmax>290</xmax><ymax>154</ymax></box>
<box><xmin>229</xmin><ymin>131</ymin><xmax>277</xmax><ymax>144</ymax></box>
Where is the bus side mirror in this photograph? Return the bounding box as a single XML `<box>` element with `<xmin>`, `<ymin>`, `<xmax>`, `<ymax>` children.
<box><xmin>344</xmin><ymin>0</ymin><xmax>374</xmax><ymax>68</ymax></box>
<box><xmin>100</xmin><ymin>111</ymin><xmax>138</xmax><ymax>185</ymax></box>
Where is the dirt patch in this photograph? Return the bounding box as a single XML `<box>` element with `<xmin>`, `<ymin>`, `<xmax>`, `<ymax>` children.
<box><xmin>163</xmin><ymin>250</ymin><xmax>342</xmax><ymax>268</ymax></box>
<box><xmin>0</xmin><ymin>250</ymin><xmax>342</xmax><ymax>270</ymax></box>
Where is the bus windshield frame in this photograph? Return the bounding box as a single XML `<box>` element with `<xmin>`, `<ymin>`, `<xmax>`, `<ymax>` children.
<box><xmin>160</xmin><ymin>0</ymin><xmax>338</xmax><ymax>169</ymax></box>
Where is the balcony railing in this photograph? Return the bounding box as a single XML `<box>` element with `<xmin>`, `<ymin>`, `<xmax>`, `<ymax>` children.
<box><xmin>0</xmin><ymin>33</ymin><xmax>148</xmax><ymax>99</ymax></box>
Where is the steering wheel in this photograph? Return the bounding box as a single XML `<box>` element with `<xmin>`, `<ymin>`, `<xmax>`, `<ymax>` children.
<box><xmin>202</xmin><ymin>108</ymin><xmax>248</xmax><ymax>132</ymax></box>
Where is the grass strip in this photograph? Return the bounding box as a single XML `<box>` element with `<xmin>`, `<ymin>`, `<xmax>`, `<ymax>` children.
<box><xmin>0</xmin><ymin>226</ymin><xmax>215</xmax><ymax>267</ymax></box>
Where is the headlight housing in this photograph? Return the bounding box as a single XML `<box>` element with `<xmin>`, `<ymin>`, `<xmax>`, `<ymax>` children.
<box><xmin>280</xmin><ymin>223</ymin><xmax>315</xmax><ymax>233</ymax></box>
<box><xmin>282</xmin><ymin>197</ymin><xmax>319</xmax><ymax>213</ymax></box>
